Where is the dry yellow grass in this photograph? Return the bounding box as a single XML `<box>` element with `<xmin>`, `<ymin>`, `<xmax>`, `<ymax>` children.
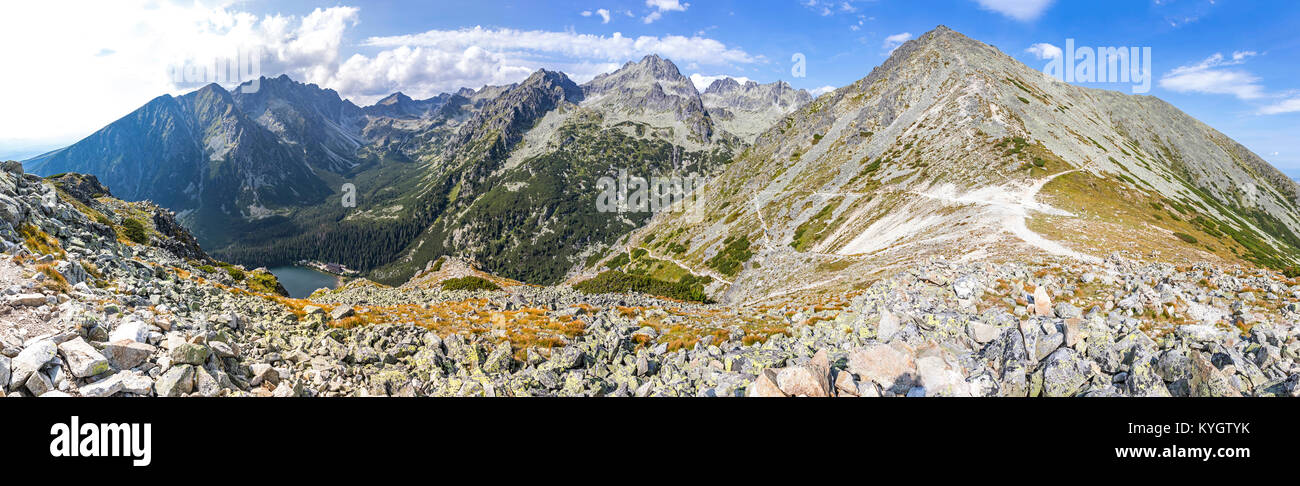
<box><xmin>19</xmin><ymin>224</ymin><xmax>65</xmax><ymax>258</ymax></box>
<box><xmin>35</xmin><ymin>263</ymin><xmax>69</xmax><ymax>293</ymax></box>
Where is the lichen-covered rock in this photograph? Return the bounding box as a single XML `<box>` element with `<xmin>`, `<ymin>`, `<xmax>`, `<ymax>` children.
<box><xmin>1041</xmin><ymin>348</ymin><xmax>1089</xmax><ymax>397</ymax></box>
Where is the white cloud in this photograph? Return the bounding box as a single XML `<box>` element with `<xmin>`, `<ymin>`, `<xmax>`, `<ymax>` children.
<box><xmin>801</xmin><ymin>1</ymin><xmax>867</xmax><ymax>16</ymax></box>
<box><xmin>364</xmin><ymin>27</ymin><xmax>757</xmax><ymax>66</ymax></box>
<box><xmin>644</xmin><ymin>0</ymin><xmax>689</xmax><ymax>24</ymax></box>
<box><xmin>328</xmin><ymin>46</ymin><xmax>538</xmax><ymax>103</ymax></box>
<box><xmin>883</xmin><ymin>32</ymin><xmax>912</xmax><ymax>51</ymax></box>
<box><xmin>346</xmin><ymin>27</ymin><xmax>759</xmax><ymax>104</ymax></box>
<box><xmin>1025</xmin><ymin>42</ymin><xmax>1062</xmax><ymax>60</ymax></box>
<box><xmin>0</xmin><ymin>1</ymin><xmax>360</xmax><ymax>150</ymax></box>
<box><xmin>1153</xmin><ymin>0</ymin><xmax>1218</xmax><ymax>27</ymax></box>
<box><xmin>848</xmin><ymin>13</ymin><xmax>868</xmax><ymax>31</ymax></box>
<box><xmin>583</xmin><ymin>9</ymin><xmax>611</xmax><ymax>23</ymax></box>
<box><xmin>689</xmin><ymin>74</ymin><xmax>752</xmax><ymax>90</ymax></box>
<box><xmin>1259</xmin><ymin>98</ymin><xmax>1300</xmax><ymax>115</ymax></box>
<box><xmin>972</xmin><ymin>0</ymin><xmax>1055</xmax><ymax>21</ymax></box>
<box><xmin>1159</xmin><ymin>52</ymin><xmax>1265</xmax><ymax>100</ymax></box>
<box><xmin>810</xmin><ymin>85</ymin><xmax>836</xmax><ymax>96</ymax></box>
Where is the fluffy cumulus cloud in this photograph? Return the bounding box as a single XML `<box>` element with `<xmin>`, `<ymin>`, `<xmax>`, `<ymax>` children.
<box><xmin>0</xmin><ymin>1</ymin><xmax>360</xmax><ymax>152</ymax></box>
<box><xmin>971</xmin><ymin>0</ymin><xmax>1055</xmax><ymax>21</ymax></box>
<box><xmin>350</xmin><ymin>26</ymin><xmax>760</xmax><ymax>102</ymax></box>
<box><xmin>1159</xmin><ymin>51</ymin><xmax>1265</xmax><ymax>100</ymax></box>
<box><xmin>329</xmin><ymin>45</ymin><xmax>536</xmax><ymax>102</ymax></box>
<box><xmin>643</xmin><ymin>0</ymin><xmax>689</xmax><ymax>24</ymax></box>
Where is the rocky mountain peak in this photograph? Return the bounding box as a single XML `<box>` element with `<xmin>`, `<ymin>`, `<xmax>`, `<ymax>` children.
<box><xmin>703</xmin><ymin>77</ymin><xmax>742</xmax><ymax>95</ymax></box>
<box><xmin>376</xmin><ymin>92</ymin><xmax>413</xmax><ymax>106</ymax></box>
<box><xmin>519</xmin><ymin>69</ymin><xmax>584</xmax><ymax>102</ymax></box>
<box><xmin>448</xmin><ymin>68</ymin><xmax>584</xmax><ymax>160</ymax></box>
<box><xmin>579</xmin><ymin>55</ymin><xmax>713</xmax><ymax>144</ymax></box>
<box><xmin>587</xmin><ymin>54</ymin><xmax>694</xmax><ymax>94</ymax></box>
<box><xmin>634</xmin><ymin>54</ymin><xmax>685</xmax><ymax>79</ymax></box>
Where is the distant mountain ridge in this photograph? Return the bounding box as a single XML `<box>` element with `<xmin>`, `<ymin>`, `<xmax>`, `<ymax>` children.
<box><xmin>701</xmin><ymin>77</ymin><xmax>813</xmax><ymax>142</ymax></box>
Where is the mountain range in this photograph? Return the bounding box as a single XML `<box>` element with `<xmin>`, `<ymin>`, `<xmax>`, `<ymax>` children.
<box><xmin>21</xmin><ymin>26</ymin><xmax>1300</xmax><ymax>303</ymax></box>
<box><xmin>25</xmin><ymin>55</ymin><xmax>807</xmax><ymax>286</ymax></box>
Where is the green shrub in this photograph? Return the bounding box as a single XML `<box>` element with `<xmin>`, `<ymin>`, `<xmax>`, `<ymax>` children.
<box><xmin>225</xmin><ymin>266</ymin><xmax>245</xmax><ymax>281</ymax></box>
<box><xmin>441</xmin><ymin>276</ymin><xmax>501</xmax><ymax>292</ymax></box>
<box><xmin>121</xmin><ymin>218</ymin><xmax>148</xmax><ymax>244</ymax></box>
<box><xmin>573</xmin><ymin>270</ymin><xmax>713</xmax><ymax>303</ymax></box>
<box><xmin>1283</xmin><ymin>267</ymin><xmax>1300</xmax><ymax>279</ymax></box>
<box><xmin>604</xmin><ymin>253</ymin><xmax>630</xmax><ymax>270</ymax></box>
<box><xmin>1173</xmin><ymin>232</ymin><xmax>1198</xmax><ymax>244</ymax></box>
<box><xmin>706</xmin><ymin>235</ymin><xmax>753</xmax><ymax>277</ymax></box>
<box><xmin>791</xmin><ymin>201</ymin><xmax>839</xmax><ymax>252</ymax></box>
<box><xmin>248</xmin><ymin>271</ymin><xmax>285</xmax><ymax>296</ymax></box>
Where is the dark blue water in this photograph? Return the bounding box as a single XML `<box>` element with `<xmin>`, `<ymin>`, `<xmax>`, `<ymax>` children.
<box><xmin>268</xmin><ymin>266</ymin><xmax>340</xmax><ymax>298</ymax></box>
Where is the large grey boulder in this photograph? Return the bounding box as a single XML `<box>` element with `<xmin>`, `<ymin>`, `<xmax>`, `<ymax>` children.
<box><xmin>57</xmin><ymin>337</ymin><xmax>110</xmax><ymax>378</ymax></box>
<box><xmin>155</xmin><ymin>365</ymin><xmax>194</xmax><ymax>397</ymax></box>
<box><xmin>1041</xmin><ymin>348</ymin><xmax>1090</xmax><ymax>397</ymax></box>
<box><xmin>9</xmin><ymin>340</ymin><xmax>57</xmax><ymax>389</ymax></box>
<box><xmin>102</xmin><ymin>340</ymin><xmax>155</xmax><ymax>369</ymax></box>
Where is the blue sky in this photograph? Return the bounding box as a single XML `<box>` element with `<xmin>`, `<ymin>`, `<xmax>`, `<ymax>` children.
<box><xmin>2</xmin><ymin>0</ymin><xmax>1298</xmax><ymax>178</ymax></box>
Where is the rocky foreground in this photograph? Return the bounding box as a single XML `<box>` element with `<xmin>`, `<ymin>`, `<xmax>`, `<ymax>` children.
<box><xmin>1</xmin><ymin>163</ymin><xmax>1299</xmax><ymax>397</ymax></box>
